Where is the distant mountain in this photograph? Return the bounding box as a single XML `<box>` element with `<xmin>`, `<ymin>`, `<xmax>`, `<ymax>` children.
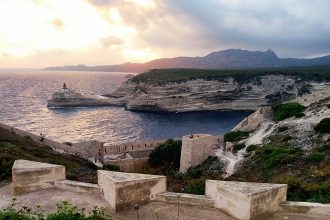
<box><xmin>45</xmin><ymin>49</ymin><xmax>330</xmax><ymax>73</ymax></box>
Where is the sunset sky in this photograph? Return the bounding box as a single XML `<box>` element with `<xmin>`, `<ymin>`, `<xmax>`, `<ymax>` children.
<box><xmin>0</xmin><ymin>0</ymin><xmax>329</xmax><ymax>68</ymax></box>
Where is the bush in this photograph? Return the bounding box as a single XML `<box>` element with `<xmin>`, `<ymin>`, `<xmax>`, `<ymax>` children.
<box><xmin>246</xmin><ymin>144</ymin><xmax>258</xmax><ymax>153</ymax></box>
<box><xmin>314</xmin><ymin>118</ymin><xmax>330</xmax><ymax>133</ymax></box>
<box><xmin>0</xmin><ymin>200</ymin><xmax>113</xmax><ymax>220</ymax></box>
<box><xmin>233</xmin><ymin>143</ymin><xmax>246</xmax><ymax>153</ymax></box>
<box><xmin>307</xmin><ymin>152</ymin><xmax>326</xmax><ymax>163</ymax></box>
<box><xmin>273</xmin><ymin>102</ymin><xmax>306</xmax><ymax>121</ymax></box>
<box><xmin>314</xmin><ymin>144</ymin><xmax>330</xmax><ymax>152</ymax></box>
<box><xmin>294</xmin><ymin>112</ymin><xmax>305</xmax><ymax>118</ymax></box>
<box><xmin>278</xmin><ymin>126</ymin><xmax>289</xmax><ymax>132</ymax></box>
<box><xmin>0</xmin><ymin>142</ymin><xmax>16</xmax><ymax>151</ymax></box>
<box><xmin>149</xmin><ymin>139</ymin><xmax>182</xmax><ymax>169</ymax></box>
<box><xmin>258</xmin><ymin>145</ymin><xmax>303</xmax><ymax>169</ymax></box>
<box><xmin>224</xmin><ymin>131</ymin><xmax>249</xmax><ymax>142</ymax></box>
<box><xmin>184</xmin><ymin>178</ymin><xmax>206</xmax><ymax>195</ymax></box>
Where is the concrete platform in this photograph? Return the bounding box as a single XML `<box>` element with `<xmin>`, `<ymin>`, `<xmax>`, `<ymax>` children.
<box><xmin>12</xmin><ymin>160</ymin><xmax>65</xmax><ymax>195</ymax></box>
<box><xmin>98</xmin><ymin>170</ymin><xmax>166</xmax><ymax>211</ymax></box>
<box><xmin>205</xmin><ymin>180</ymin><xmax>287</xmax><ymax>220</ymax></box>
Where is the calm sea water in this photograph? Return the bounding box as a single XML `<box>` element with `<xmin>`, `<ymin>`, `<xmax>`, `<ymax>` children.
<box><xmin>0</xmin><ymin>69</ymin><xmax>251</xmax><ymax>144</ymax></box>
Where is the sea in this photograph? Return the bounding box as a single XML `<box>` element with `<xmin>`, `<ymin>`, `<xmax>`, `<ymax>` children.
<box><xmin>0</xmin><ymin>69</ymin><xmax>252</xmax><ymax>144</ymax></box>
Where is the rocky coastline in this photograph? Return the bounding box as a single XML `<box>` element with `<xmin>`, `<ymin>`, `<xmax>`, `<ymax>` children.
<box><xmin>103</xmin><ymin>74</ymin><xmax>330</xmax><ymax>112</ymax></box>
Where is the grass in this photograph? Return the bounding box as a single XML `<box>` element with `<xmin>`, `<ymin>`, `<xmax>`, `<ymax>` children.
<box><xmin>224</xmin><ymin>131</ymin><xmax>249</xmax><ymax>142</ymax></box>
<box><xmin>273</xmin><ymin>102</ymin><xmax>306</xmax><ymax>121</ymax></box>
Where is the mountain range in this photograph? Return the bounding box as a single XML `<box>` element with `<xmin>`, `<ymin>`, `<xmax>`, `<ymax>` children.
<box><xmin>45</xmin><ymin>49</ymin><xmax>330</xmax><ymax>73</ymax></box>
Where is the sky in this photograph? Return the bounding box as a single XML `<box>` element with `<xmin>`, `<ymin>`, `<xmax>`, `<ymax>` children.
<box><xmin>0</xmin><ymin>0</ymin><xmax>330</xmax><ymax>68</ymax></box>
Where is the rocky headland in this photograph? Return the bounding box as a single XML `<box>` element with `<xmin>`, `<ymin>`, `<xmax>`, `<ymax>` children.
<box><xmin>104</xmin><ymin>67</ymin><xmax>330</xmax><ymax>112</ymax></box>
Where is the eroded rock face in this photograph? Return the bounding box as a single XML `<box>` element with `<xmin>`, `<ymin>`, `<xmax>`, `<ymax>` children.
<box><xmin>105</xmin><ymin>74</ymin><xmax>330</xmax><ymax>112</ymax></box>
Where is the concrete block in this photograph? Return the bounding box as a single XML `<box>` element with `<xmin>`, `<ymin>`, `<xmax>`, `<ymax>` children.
<box><xmin>55</xmin><ymin>180</ymin><xmax>100</xmax><ymax>195</ymax></box>
<box><xmin>205</xmin><ymin>180</ymin><xmax>287</xmax><ymax>220</ymax></box>
<box><xmin>12</xmin><ymin>160</ymin><xmax>65</xmax><ymax>195</ymax></box>
<box><xmin>180</xmin><ymin>134</ymin><xmax>216</xmax><ymax>173</ymax></box>
<box><xmin>155</xmin><ymin>192</ymin><xmax>214</xmax><ymax>208</ymax></box>
<box><xmin>98</xmin><ymin>170</ymin><xmax>166</xmax><ymax>211</ymax></box>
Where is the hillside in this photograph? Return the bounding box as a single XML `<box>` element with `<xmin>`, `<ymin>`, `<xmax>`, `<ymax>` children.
<box><xmin>229</xmin><ymin>91</ymin><xmax>330</xmax><ymax>203</ymax></box>
<box><xmin>0</xmin><ymin>126</ymin><xmax>98</xmax><ymax>186</ymax></box>
<box><xmin>104</xmin><ymin>66</ymin><xmax>330</xmax><ymax>112</ymax></box>
<box><xmin>45</xmin><ymin>49</ymin><xmax>330</xmax><ymax>72</ymax></box>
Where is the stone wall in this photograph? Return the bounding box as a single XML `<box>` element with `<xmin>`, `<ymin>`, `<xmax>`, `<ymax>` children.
<box><xmin>103</xmin><ymin>139</ymin><xmax>166</xmax><ymax>155</ymax></box>
<box><xmin>72</xmin><ymin>140</ymin><xmax>104</xmax><ymax>159</ymax></box>
<box><xmin>231</xmin><ymin>107</ymin><xmax>272</xmax><ymax>132</ymax></box>
<box><xmin>179</xmin><ymin>134</ymin><xmax>216</xmax><ymax>173</ymax></box>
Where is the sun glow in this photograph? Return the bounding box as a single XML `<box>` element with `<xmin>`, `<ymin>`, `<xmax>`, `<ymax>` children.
<box><xmin>0</xmin><ymin>0</ymin><xmax>160</xmax><ymax>67</ymax></box>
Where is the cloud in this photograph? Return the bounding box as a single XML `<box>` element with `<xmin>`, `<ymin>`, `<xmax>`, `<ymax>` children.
<box><xmin>88</xmin><ymin>0</ymin><xmax>330</xmax><ymax>58</ymax></box>
<box><xmin>52</xmin><ymin>17</ymin><xmax>64</xmax><ymax>31</ymax></box>
<box><xmin>100</xmin><ymin>36</ymin><xmax>125</xmax><ymax>47</ymax></box>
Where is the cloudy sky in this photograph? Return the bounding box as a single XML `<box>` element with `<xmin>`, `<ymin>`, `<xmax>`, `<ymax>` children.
<box><xmin>0</xmin><ymin>0</ymin><xmax>329</xmax><ymax>68</ymax></box>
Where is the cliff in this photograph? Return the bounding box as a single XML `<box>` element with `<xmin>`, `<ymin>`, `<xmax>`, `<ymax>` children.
<box><xmin>105</xmin><ymin>67</ymin><xmax>330</xmax><ymax>112</ymax></box>
<box><xmin>227</xmin><ymin>89</ymin><xmax>330</xmax><ymax>202</ymax></box>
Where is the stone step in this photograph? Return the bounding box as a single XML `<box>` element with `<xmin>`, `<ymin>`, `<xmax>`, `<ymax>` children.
<box><xmin>55</xmin><ymin>180</ymin><xmax>100</xmax><ymax>195</ymax></box>
<box><xmin>155</xmin><ymin>192</ymin><xmax>214</xmax><ymax>208</ymax></box>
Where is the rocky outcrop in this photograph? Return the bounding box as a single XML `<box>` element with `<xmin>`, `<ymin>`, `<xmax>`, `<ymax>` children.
<box><xmin>104</xmin><ymin>74</ymin><xmax>330</xmax><ymax>112</ymax></box>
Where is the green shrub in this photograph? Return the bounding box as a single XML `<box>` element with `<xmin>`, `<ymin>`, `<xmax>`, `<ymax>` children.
<box><xmin>307</xmin><ymin>152</ymin><xmax>326</xmax><ymax>163</ymax></box>
<box><xmin>186</xmin><ymin>156</ymin><xmax>223</xmax><ymax>179</ymax></box>
<box><xmin>233</xmin><ymin>143</ymin><xmax>246</xmax><ymax>153</ymax></box>
<box><xmin>184</xmin><ymin>178</ymin><xmax>206</xmax><ymax>195</ymax></box>
<box><xmin>278</xmin><ymin>126</ymin><xmax>289</xmax><ymax>132</ymax></box>
<box><xmin>0</xmin><ymin>200</ymin><xmax>113</xmax><ymax>220</ymax></box>
<box><xmin>273</xmin><ymin>102</ymin><xmax>306</xmax><ymax>121</ymax></box>
<box><xmin>314</xmin><ymin>118</ymin><xmax>330</xmax><ymax>133</ymax></box>
<box><xmin>258</xmin><ymin>145</ymin><xmax>303</xmax><ymax>169</ymax></box>
<box><xmin>149</xmin><ymin>139</ymin><xmax>182</xmax><ymax>169</ymax></box>
<box><xmin>327</xmin><ymin>104</ymin><xmax>330</xmax><ymax>109</ymax></box>
<box><xmin>0</xmin><ymin>142</ymin><xmax>16</xmax><ymax>151</ymax></box>
<box><xmin>224</xmin><ymin>131</ymin><xmax>249</xmax><ymax>142</ymax></box>
<box><xmin>294</xmin><ymin>112</ymin><xmax>305</xmax><ymax>118</ymax></box>
<box><xmin>314</xmin><ymin>144</ymin><xmax>330</xmax><ymax>152</ymax></box>
<box><xmin>246</xmin><ymin>144</ymin><xmax>258</xmax><ymax>152</ymax></box>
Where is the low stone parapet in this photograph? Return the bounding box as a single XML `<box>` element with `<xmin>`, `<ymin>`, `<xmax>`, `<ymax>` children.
<box><xmin>12</xmin><ymin>160</ymin><xmax>65</xmax><ymax>195</ymax></box>
<box><xmin>54</xmin><ymin>180</ymin><xmax>100</xmax><ymax>195</ymax></box>
<box><xmin>205</xmin><ymin>180</ymin><xmax>287</xmax><ymax>220</ymax></box>
<box><xmin>280</xmin><ymin>201</ymin><xmax>330</xmax><ymax>217</ymax></box>
<box><xmin>97</xmin><ymin>170</ymin><xmax>166</xmax><ymax>211</ymax></box>
<box><xmin>155</xmin><ymin>192</ymin><xmax>214</xmax><ymax>208</ymax></box>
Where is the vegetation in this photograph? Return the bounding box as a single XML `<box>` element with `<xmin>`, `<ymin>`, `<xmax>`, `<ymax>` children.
<box><xmin>132</xmin><ymin>66</ymin><xmax>330</xmax><ymax>85</ymax></box>
<box><xmin>277</xmin><ymin>126</ymin><xmax>289</xmax><ymax>132</ymax></box>
<box><xmin>298</xmin><ymin>84</ymin><xmax>312</xmax><ymax>96</ymax></box>
<box><xmin>233</xmin><ymin>143</ymin><xmax>246</xmax><ymax>153</ymax></box>
<box><xmin>272</xmin><ymin>102</ymin><xmax>306</xmax><ymax>121</ymax></box>
<box><xmin>0</xmin><ymin>199</ymin><xmax>113</xmax><ymax>220</ymax></box>
<box><xmin>0</xmin><ymin>127</ymin><xmax>100</xmax><ymax>184</ymax></box>
<box><xmin>246</xmin><ymin>144</ymin><xmax>258</xmax><ymax>153</ymax></box>
<box><xmin>224</xmin><ymin>131</ymin><xmax>249</xmax><ymax>142</ymax></box>
<box><xmin>145</xmin><ymin>154</ymin><xmax>224</xmax><ymax>195</ymax></box>
<box><xmin>314</xmin><ymin>118</ymin><xmax>330</xmax><ymax>133</ymax></box>
<box><xmin>307</xmin><ymin>152</ymin><xmax>326</xmax><ymax>163</ymax></box>
<box><xmin>257</xmin><ymin>145</ymin><xmax>303</xmax><ymax>169</ymax></box>
<box><xmin>148</xmin><ymin>139</ymin><xmax>182</xmax><ymax>169</ymax></box>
